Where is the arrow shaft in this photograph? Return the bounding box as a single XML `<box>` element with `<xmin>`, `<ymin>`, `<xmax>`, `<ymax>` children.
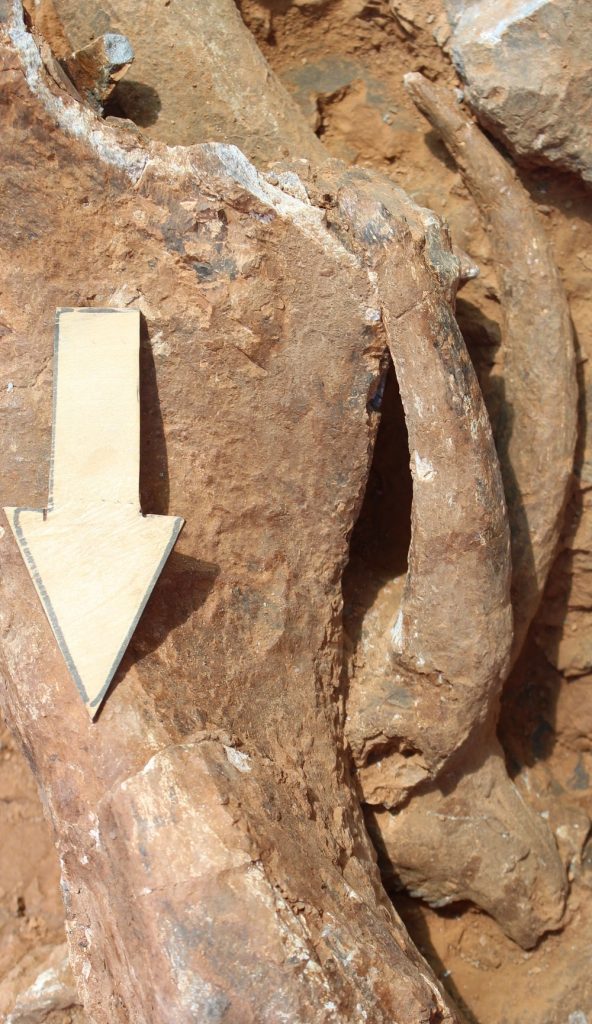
<box><xmin>50</xmin><ymin>308</ymin><xmax>140</xmax><ymax>508</ymax></box>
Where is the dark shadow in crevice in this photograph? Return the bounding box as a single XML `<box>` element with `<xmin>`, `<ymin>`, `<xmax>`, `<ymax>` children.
<box><xmin>342</xmin><ymin>358</ymin><xmax>412</xmax><ymax>657</ymax></box>
<box><xmin>102</xmin><ymin>551</ymin><xmax>219</xmax><ymax>714</ymax></box>
<box><xmin>104</xmin><ymin>80</ymin><xmax>162</xmax><ymax>127</ymax></box>
<box><xmin>139</xmin><ymin>313</ymin><xmax>170</xmax><ymax>516</ymax></box>
<box><xmin>126</xmin><ymin>551</ymin><xmax>219</xmax><ymax>667</ymax></box>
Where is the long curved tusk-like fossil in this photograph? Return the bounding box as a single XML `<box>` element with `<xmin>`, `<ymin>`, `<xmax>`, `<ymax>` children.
<box><xmin>350</xmin><ymin>73</ymin><xmax>576</xmax><ymax>947</ymax></box>
<box><xmin>404</xmin><ymin>72</ymin><xmax>577</xmax><ymax>659</ymax></box>
<box><xmin>336</xmin><ymin>173</ymin><xmax>513</xmax><ymax>799</ymax></box>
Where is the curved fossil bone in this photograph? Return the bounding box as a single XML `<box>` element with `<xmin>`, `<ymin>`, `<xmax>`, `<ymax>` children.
<box><xmin>404</xmin><ymin>72</ymin><xmax>577</xmax><ymax>658</ymax></box>
<box><xmin>334</xmin><ymin>174</ymin><xmax>512</xmax><ymax>795</ymax></box>
<box><xmin>349</xmin><ymin>72</ymin><xmax>576</xmax><ymax>947</ymax></box>
<box><xmin>367</xmin><ymin>729</ymin><xmax>567</xmax><ymax>950</ymax></box>
<box><xmin>334</xmin><ymin>168</ymin><xmax>568</xmax><ymax>946</ymax></box>
<box><xmin>0</xmin><ymin>5</ymin><xmax>461</xmax><ymax>1021</ymax></box>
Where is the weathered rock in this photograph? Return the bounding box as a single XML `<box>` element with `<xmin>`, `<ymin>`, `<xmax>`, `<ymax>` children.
<box><xmin>52</xmin><ymin>0</ymin><xmax>326</xmax><ymax>164</ymax></box>
<box><xmin>0</xmin><ymin>944</ymin><xmax>83</xmax><ymax>1024</ymax></box>
<box><xmin>368</xmin><ymin>735</ymin><xmax>567</xmax><ymax>948</ymax></box>
<box><xmin>62</xmin><ymin>32</ymin><xmax>134</xmax><ymax>110</ymax></box>
<box><xmin>443</xmin><ymin>0</ymin><xmax>592</xmax><ymax>184</ymax></box>
<box><xmin>0</xmin><ymin>4</ymin><xmax>462</xmax><ymax>1020</ymax></box>
<box><xmin>12</xmin><ymin>0</ymin><xmax>575</xmax><ymax>959</ymax></box>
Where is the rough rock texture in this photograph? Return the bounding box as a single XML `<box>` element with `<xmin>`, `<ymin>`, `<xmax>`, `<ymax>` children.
<box><xmin>0</xmin><ymin>943</ymin><xmax>83</xmax><ymax>1023</ymax></box>
<box><xmin>52</xmin><ymin>0</ymin><xmax>326</xmax><ymax>164</ymax></box>
<box><xmin>0</xmin><ymin>3</ymin><xmax>468</xmax><ymax>1020</ymax></box>
<box><xmin>50</xmin><ymin>0</ymin><xmax>573</xmax><ymax>798</ymax></box>
<box><xmin>443</xmin><ymin>0</ymin><xmax>592</xmax><ymax>185</ymax></box>
<box><xmin>9</xmin><ymin>0</ymin><xmax>575</xmax><ymax>962</ymax></box>
<box><xmin>81</xmin><ymin>0</ymin><xmax>592</xmax><ymax>1018</ymax></box>
<box><xmin>368</xmin><ymin>731</ymin><xmax>568</xmax><ymax>949</ymax></box>
<box><xmin>0</xmin><ymin>718</ymin><xmax>65</xmax><ymax>977</ymax></box>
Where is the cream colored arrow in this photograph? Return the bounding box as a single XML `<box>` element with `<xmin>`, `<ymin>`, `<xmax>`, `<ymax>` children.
<box><xmin>4</xmin><ymin>308</ymin><xmax>183</xmax><ymax>718</ymax></box>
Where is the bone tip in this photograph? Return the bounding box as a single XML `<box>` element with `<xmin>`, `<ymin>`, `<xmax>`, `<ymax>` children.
<box><xmin>102</xmin><ymin>33</ymin><xmax>134</xmax><ymax>68</ymax></box>
<box><xmin>453</xmin><ymin>245</ymin><xmax>480</xmax><ymax>283</ymax></box>
<box><xmin>403</xmin><ymin>71</ymin><xmax>425</xmax><ymax>95</ymax></box>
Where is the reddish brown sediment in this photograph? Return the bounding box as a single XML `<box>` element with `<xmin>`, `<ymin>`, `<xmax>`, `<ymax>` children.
<box><xmin>0</xmin><ymin>4</ymin><xmax>458</xmax><ymax>1019</ymax></box>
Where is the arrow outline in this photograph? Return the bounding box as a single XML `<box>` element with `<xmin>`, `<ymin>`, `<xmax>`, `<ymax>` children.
<box><xmin>11</xmin><ymin>508</ymin><xmax>183</xmax><ymax>711</ymax></box>
<box><xmin>6</xmin><ymin>307</ymin><xmax>184</xmax><ymax>715</ymax></box>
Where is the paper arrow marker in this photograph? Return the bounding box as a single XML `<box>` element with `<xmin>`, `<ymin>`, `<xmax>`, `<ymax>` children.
<box><xmin>4</xmin><ymin>308</ymin><xmax>184</xmax><ymax>718</ymax></box>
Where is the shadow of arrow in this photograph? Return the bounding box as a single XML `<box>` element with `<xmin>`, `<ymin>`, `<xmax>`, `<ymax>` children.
<box><xmin>139</xmin><ymin>314</ymin><xmax>170</xmax><ymax>517</ymax></box>
<box><xmin>126</xmin><ymin>551</ymin><xmax>219</xmax><ymax>664</ymax></box>
<box><xmin>106</xmin><ymin>315</ymin><xmax>220</xmax><ymax>711</ymax></box>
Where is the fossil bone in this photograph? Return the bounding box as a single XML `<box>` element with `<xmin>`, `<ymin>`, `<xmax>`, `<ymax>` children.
<box><xmin>404</xmin><ymin>72</ymin><xmax>577</xmax><ymax>659</ymax></box>
<box><xmin>62</xmin><ymin>32</ymin><xmax>133</xmax><ymax>110</ymax></box>
<box><xmin>0</xmin><ymin>13</ymin><xmax>576</xmax><ymax>1024</ymax></box>
<box><xmin>348</xmin><ymin>71</ymin><xmax>576</xmax><ymax>947</ymax></box>
<box><xmin>0</xmin><ymin>3</ymin><xmax>463</xmax><ymax>1019</ymax></box>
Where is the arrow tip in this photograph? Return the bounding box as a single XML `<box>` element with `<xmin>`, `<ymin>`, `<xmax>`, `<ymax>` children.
<box><xmin>4</xmin><ymin>505</ymin><xmax>183</xmax><ymax>717</ymax></box>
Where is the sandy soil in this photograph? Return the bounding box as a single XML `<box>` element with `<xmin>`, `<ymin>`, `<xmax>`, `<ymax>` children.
<box><xmin>2</xmin><ymin>2</ymin><xmax>592</xmax><ymax>1021</ymax></box>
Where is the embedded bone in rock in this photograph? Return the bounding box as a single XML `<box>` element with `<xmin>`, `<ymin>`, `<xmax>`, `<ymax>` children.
<box><xmin>0</xmin><ymin>5</ymin><xmax>457</xmax><ymax>1022</ymax></box>
<box><xmin>443</xmin><ymin>0</ymin><xmax>592</xmax><ymax>185</ymax></box>
<box><xmin>367</xmin><ymin>736</ymin><xmax>567</xmax><ymax>949</ymax></box>
<box><xmin>51</xmin><ymin>0</ymin><xmax>327</xmax><ymax>164</ymax></box>
<box><xmin>329</xmin><ymin>170</ymin><xmax>512</xmax><ymax>793</ymax></box>
<box><xmin>338</xmin><ymin>94</ymin><xmax>570</xmax><ymax>942</ymax></box>
<box><xmin>404</xmin><ymin>71</ymin><xmax>577</xmax><ymax>662</ymax></box>
<box><xmin>62</xmin><ymin>32</ymin><xmax>134</xmax><ymax>110</ymax></box>
<box><xmin>20</xmin><ymin>0</ymin><xmax>568</xmax><ymax>957</ymax></box>
<box><xmin>51</xmin><ymin>0</ymin><xmax>524</xmax><ymax>763</ymax></box>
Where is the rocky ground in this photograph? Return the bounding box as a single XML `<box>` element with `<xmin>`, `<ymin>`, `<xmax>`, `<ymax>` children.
<box><xmin>2</xmin><ymin>1</ymin><xmax>592</xmax><ymax>1022</ymax></box>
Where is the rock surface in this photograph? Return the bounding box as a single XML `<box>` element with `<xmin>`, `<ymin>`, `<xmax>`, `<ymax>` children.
<box><xmin>0</xmin><ymin>3</ymin><xmax>463</xmax><ymax>1020</ymax></box>
<box><xmin>0</xmin><ymin>944</ymin><xmax>83</xmax><ymax>1023</ymax></box>
<box><xmin>48</xmin><ymin>0</ymin><xmax>573</xmax><ymax>950</ymax></box>
<box><xmin>52</xmin><ymin>0</ymin><xmax>326</xmax><ymax>164</ymax></box>
<box><xmin>7</xmin><ymin>0</ymin><xmax>575</xmax><ymax>971</ymax></box>
<box><xmin>443</xmin><ymin>0</ymin><xmax>592</xmax><ymax>184</ymax></box>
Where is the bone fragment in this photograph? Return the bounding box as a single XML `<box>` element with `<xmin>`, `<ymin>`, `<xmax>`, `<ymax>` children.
<box><xmin>62</xmin><ymin>32</ymin><xmax>133</xmax><ymax>109</ymax></box>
